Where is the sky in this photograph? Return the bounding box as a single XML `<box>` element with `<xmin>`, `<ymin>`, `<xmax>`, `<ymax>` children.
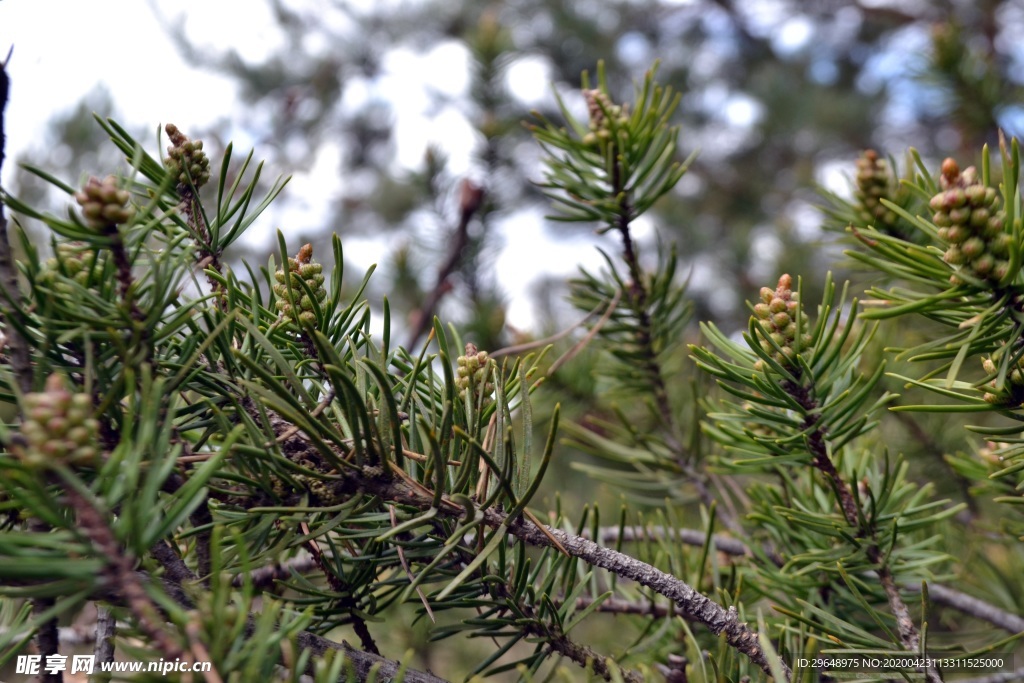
<box><xmin>0</xmin><ymin>0</ymin><xmax>631</xmax><ymax>331</ymax></box>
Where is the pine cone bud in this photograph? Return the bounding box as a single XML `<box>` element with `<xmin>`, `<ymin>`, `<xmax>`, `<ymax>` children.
<box><xmin>932</xmin><ymin>158</ymin><xmax>1011</xmax><ymax>285</ymax></box>
<box><xmin>751</xmin><ymin>274</ymin><xmax>809</xmax><ymax>372</ymax></box>
<box><xmin>40</xmin><ymin>243</ymin><xmax>99</xmax><ymax>294</ymax></box>
<box><xmin>74</xmin><ymin>176</ymin><xmax>133</xmax><ymax>230</ymax></box>
<box><xmin>854</xmin><ymin>150</ymin><xmax>899</xmax><ymax>228</ymax></box>
<box><xmin>582</xmin><ymin>88</ymin><xmax>628</xmax><ymax>144</ymax></box>
<box><xmin>164</xmin><ymin>124</ymin><xmax>211</xmax><ymax>189</ymax></box>
<box><xmin>980</xmin><ymin>349</ymin><xmax>1024</xmax><ymax>407</ymax></box>
<box><xmin>455</xmin><ymin>343</ymin><xmax>495</xmax><ymax>398</ymax></box>
<box><xmin>273</xmin><ymin>243</ymin><xmax>327</xmax><ymax>326</ymax></box>
<box><xmin>17</xmin><ymin>375</ymin><xmax>100</xmax><ymax>468</ymax></box>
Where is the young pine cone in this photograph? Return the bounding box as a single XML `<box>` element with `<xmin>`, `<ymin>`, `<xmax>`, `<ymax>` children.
<box><xmin>17</xmin><ymin>374</ymin><xmax>100</xmax><ymax>468</ymax></box>
<box><xmin>75</xmin><ymin>175</ymin><xmax>133</xmax><ymax>230</ymax></box>
<box><xmin>273</xmin><ymin>243</ymin><xmax>327</xmax><ymax>327</ymax></box>
<box><xmin>456</xmin><ymin>343</ymin><xmax>495</xmax><ymax>398</ymax></box>
<box><xmin>39</xmin><ymin>243</ymin><xmax>99</xmax><ymax>294</ymax></box>
<box><xmin>164</xmin><ymin>123</ymin><xmax>211</xmax><ymax>189</ymax></box>
<box><xmin>854</xmin><ymin>150</ymin><xmax>899</xmax><ymax>228</ymax></box>
<box><xmin>581</xmin><ymin>88</ymin><xmax>629</xmax><ymax>147</ymax></box>
<box><xmin>751</xmin><ymin>274</ymin><xmax>812</xmax><ymax>372</ymax></box>
<box><xmin>931</xmin><ymin>158</ymin><xmax>1010</xmax><ymax>285</ymax></box>
<box><xmin>981</xmin><ymin>354</ymin><xmax>1024</xmax><ymax>407</ymax></box>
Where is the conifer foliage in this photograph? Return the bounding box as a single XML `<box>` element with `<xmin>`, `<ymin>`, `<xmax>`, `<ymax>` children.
<box><xmin>0</xmin><ymin>55</ymin><xmax>1022</xmax><ymax>683</ymax></box>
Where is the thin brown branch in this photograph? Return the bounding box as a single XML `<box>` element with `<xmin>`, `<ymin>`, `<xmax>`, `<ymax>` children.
<box><xmin>593</xmin><ymin>525</ymin><xmax>752</xmax><ymax>558</ymax></box>
<box><xmin>546</xmin><ymin>287</ymin><xmax>621</xmax><ymax>376</ymax></box>
<box><xmin>603</xmin><ymin>142</ymin><xmax>744</xmax><ymax>537</ymax></box>
<box><xmin>231</xmin><ymin>552</ymin><xmax>318</xmax><ymax>589</ymax></box>
<box><xmin>93</xmin><ymin>607</ymin><xmax>117</xmax><ymax>670</ymax></box>
<box><xmin>32</xmin><ymin>598</ymin><xmax>62</xmax><ymax>683</ymax></box>
<box><xmin>490</xmin><ymin>291</ymin><xmax>614</xmax><ymax>360</ymax></box>
<box><xmin>574</xmin><ymin>595</ymin><xmax>673</xmax><ymax>619</ymax></box>
<box><xmin>65</xmin><ymin>484</ymin><xmax>186</xmax><ymax>663</ymax></box>
<box><xmin>782</xmin><ymin>379</ymin><xmax>942</xmax><ymax>683</ymax></box>
<box><xmin>904</xmin><ymin>583</ymin><xmax>1024</xmax><ymax>634</ymax></box>
<box><xmin>405</xmin><ymin>179</ymin><xmax>483</xmax><ymax>350</ymax></box>
<box><xmin>27</xmin><ymin>517</ymin><xmax>63</xmax><ymax>683</ymax></box>
<box><xmin>543</xmin><ymin>629</ymin><xmax>642</xmax><ymax>683</ymax></box>
<box><xmin>301</xmin><ymin>520</ymin><xmax>380</xmax><ymax>655</ymax></box>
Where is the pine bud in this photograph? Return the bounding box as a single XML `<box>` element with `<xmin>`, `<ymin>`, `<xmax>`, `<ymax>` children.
<box><xmin>932</xmin><ymin>158</ymin><xmax>1010</xmax><ymax>285</ymax></box>
<box><xmin>75</xmin><ymin>176</ymin><xmax>134</xmax><ymax>230</ymax></box>
<box><xmin>16</xmin><ymin>374</ymin><xmax>100</xmax><ymax>468</ymax></box>
<box><xmin>750</xmin><ymin>274</ymin><xmax>809</xmax><ymax>371</ymax></box>
<box><xmin>455</xmin><ymin>343</ymin><xmax>495</xmax><ymax>398</ymax></box>
<box><xmin>164</xmin><ymin>124</ymin><xmax>211</xmax><ymax>189</ymax></box>
<box><xmin>273</xmin><ymin>243</ymin><xmax>328</xmax><ymax>327</ymax></box>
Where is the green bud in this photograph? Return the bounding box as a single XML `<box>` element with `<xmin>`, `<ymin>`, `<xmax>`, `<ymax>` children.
<box><xmin>948</xmin><ymin>207</ymin><xmax>971</xmax><ymax>225</ymax></box>
<box><xmin>973</xmin><ymin>253</ymin><xmax>995</xmax><ymax>275</ymax></box>
<box><xmin>943</xmin><ymin>246</ymin><xmax>966</xmax><ymax>265</ymax></box>
<box><xmin>970</xmin><ymin>207</ymin><xmax>990</xmax><ymax>228</ymax></box>
<box><xmin>961</xmin><ymin>237</ymin><xmax>986</xmax><ymax>258</ymax></box>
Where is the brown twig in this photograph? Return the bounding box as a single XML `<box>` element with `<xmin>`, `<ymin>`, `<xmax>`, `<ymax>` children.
<box><xmin>242</xmin><ymin>387</ymin><xmax>786</xmax><ymax>679</ymax></box>
<box><xmin>405</xmin><ymin>179</ymin><xmax>484</xmax><ymax>350</ymax></box>
<box><xmin>599</xmin><ymin>526</ymin><xmax>1024</xmax><ymax>635</ymax></box>
<box><xmin>782</xmin><ymin>378</ymin><xmax>942</xmax><ymax>683</ymax></box>
<box><xmin>390</xmin><ymin>504</ymin><xmax>435</xmax><ymax>622</ymax></box>
<box><xmin>904</xmin><ymin>583</ymin><xmax>1024</xmax><ymax>634</ymax></box>
<box><xmin>300</xmin><ymin>520</ymin><xmax>380</xmax><ymax>655</ymax></box>
<box><xmin>231</xmin><ymin>552</ymin><xmax>318</xmax><ymax>589</ymax></box>
<box><xmin>599</xmin><ymin>132</ymin><xmax>744</xmax><ymax>537</ymax></box>
<box><xmin>64</xmin><ymin>484</ymin><xmax>187</xmax><ymax>663</ymax></box>
<box><xmin>93</xmin><ymin>607</ymin><xmax>117</xmax><ymax>671</ymax></box>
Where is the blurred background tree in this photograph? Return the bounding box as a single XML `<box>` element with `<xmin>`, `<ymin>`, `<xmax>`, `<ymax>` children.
<box><xmin>14</xmin><ymin>1</ymin><xmax>1023</xmax><ymax>341</ymax></box>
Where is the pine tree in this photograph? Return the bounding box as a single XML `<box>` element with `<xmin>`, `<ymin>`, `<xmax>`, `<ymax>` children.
<box><xmin>1</xmin><ymin>49</ymin><xmax>1023</xmax><ymax>683</ymax></box>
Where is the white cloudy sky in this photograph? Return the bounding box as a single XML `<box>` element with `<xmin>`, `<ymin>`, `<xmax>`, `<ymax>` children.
<box><xmin>0</xmin><ymin>0</ymin><xmax>635</xmax><ymax>330</ymax></box>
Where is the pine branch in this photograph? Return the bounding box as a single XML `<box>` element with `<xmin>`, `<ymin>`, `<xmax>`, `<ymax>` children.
<box><xmin>302</xmin><ymin>522</ymin><xmax>380</xmax><ymax>655</ymax></box>
<box><xmin>354</xmin><ymin>466</ymin><xmax>789</xmax><ymax>680</ymax></box>
<box><xmin>232</xmin><ymin>552</ymin><xmax>318</xmax><ymax>589</ymax></box>
<box><xmin>593</xmin><ymin>525</ymin><xmax>752</xmax><ymax>558</ymax></box>
<box><xmin>781</xmin><ymin>378</ymin><xmax>942</xmax><ymax>683</ymax></box>
<box><xmin>598</xmin><ymin>526</ymin><xmax>1024</xmax><ymax>635</ymax></box>
<box><xmin>543</xmin><ymin>630</ymin><xmax>641</xmax><ymax>683</ymax></box>
<box><xmin>574</xmin><ymin>595</ymin><xmax>673</xmax><ymax>619</ymax></box>
<box><xmin>28</xmin><ymin>517</ymin><xmax>62</xmax><ymax>683</ymax></box>
<box><xmin>65</xmin><ymin>484</ymin><xmax>186</xmax><ymax>663</ymax></box>
<box><xmin>234</xmin><ymin>389</ymin><xmax>785</xmax><ymax>678</ymax></box>
<box><xmin>149</xmin><ymin>539</ymin><xmax>450</xmax><ymax>683</ymax></box>
<box><xmin>904</xmin><ymin>583</ymin><xmax>1024</xmax><ymax>634</ymax></box>
<box><xmin>93</xmin><ymin>607</ymin><xmax>117</xmax><ymax>670</ymax></box>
